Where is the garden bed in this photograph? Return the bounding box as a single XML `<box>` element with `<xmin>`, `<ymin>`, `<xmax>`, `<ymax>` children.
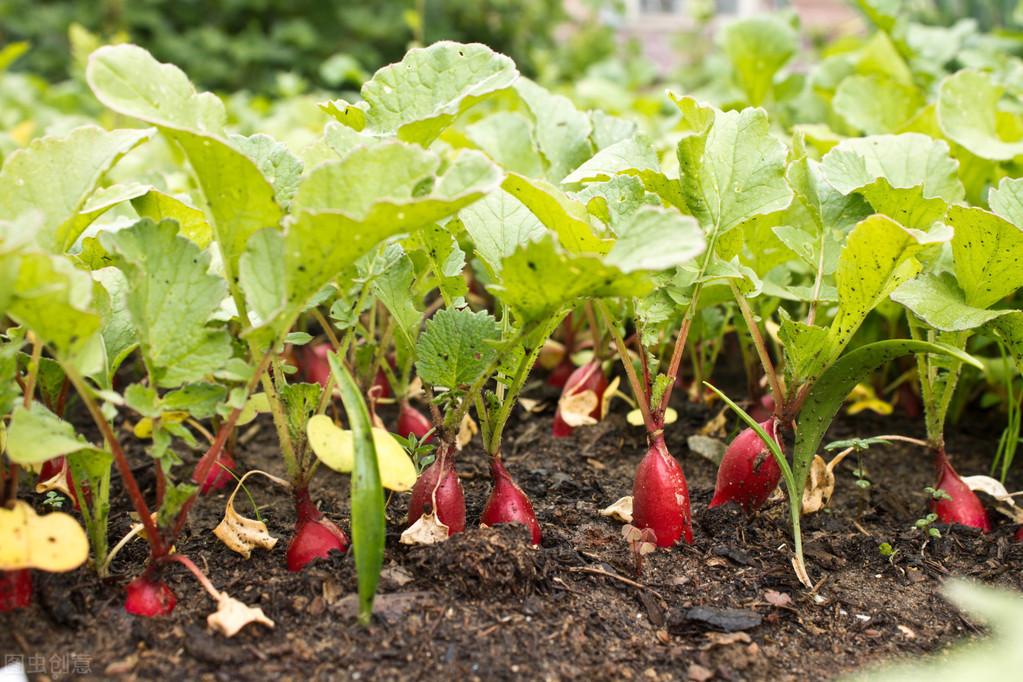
<box><xmin>4</xmin><ymin>394</ymin><xmax>1020</xmax><ymax>681</ymax></box>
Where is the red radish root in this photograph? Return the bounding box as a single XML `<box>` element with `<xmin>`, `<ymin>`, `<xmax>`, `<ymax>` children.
<box><xmin>481</xmin><ymin>456</ymin><xmax>541</xmax><ymax>545</ymax></box>
<box><xmin>546</xmin><ymin>359</ymin><xmax>575</xmax><ymax>389</ymax></box>
<box><xmin>931</xmin><ymin>450</ymin><xmax>990</xmax><ymax>532</ymax></box>
<box><xmin>0</xmin><ymin>569</ymin><xmax>32</xmax><ymax>612</ymax></box>
<box><xmin>124</xmin><ymin>575</ymin><xmax>177</xmax><ymax>617</ymax></box>
<box><xmin>192</xmin><ymin>450</ymin><xmax>236</xmax><ymax>494</ymax></box>
<box><xmin>709</xmin><ymin>418</ymin><xmax>782</xmax><ymax>514</ymax></box>
<box><xmin>407</xmin><ymin>445</ymin><xmax>465</xmax><ymax>535</ymax></box>
<box><xmin>287</xmin><ymin>488</ymin><xmax>349</xmax><ymax>571</ymax></box>
<box><xmin>631</xmin><ymin>434</ymin><xmax>693</xmax><ymax>547</ymax></box>
<box><xmin>552</xmin><ymin>361</ymin><xmax>608</xmax><ymax>438</ymax></box>
<box><xmin>750</xmin><ymin>394</ymin><xmax>776</xmax><ymax>422</ymax></box>
<box><xmin>397</xmin><ymin>402</ymin><xmax>433</xmax><ymax>442</ymax></box>
<box><xmin>297</xmin><ymin>343</ymin><xmax>331</xmax><ymax>388</ymax></box>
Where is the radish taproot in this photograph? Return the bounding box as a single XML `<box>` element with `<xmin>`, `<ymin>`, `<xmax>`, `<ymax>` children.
<box><xmin>481</xmin><ymin>457</ymin><xmax>541</xmax><ymax>545</ymax></box>
<box><xmin>708</xmin><ymin>418</ymin><xmax>782</xmax><ymax>514</ymax></box>
<box><xmin>286</xmin><ymin>488</ymin><xmax>349</xmax><ymax>571</ymax></box>
<box><xmin>125</xmin><ymin>575</ymin><xmax>177</xmax><ymax>617</ymax></box>
<box><xmin>931</xmin><ymin>450</ymin><xmax>990</xmax><ymax>532</ymax></box>
<box><xmin>631</xmin><ymin>435</ymin><xmax>693</xmax><ymax>546</ymax></box>
<box><xmin>552</xmin><ymin>361</ymin><xmax>608</xmax><ymax>438</ymax></box>
<box><xmin>192</xmin><ymin>450</ymin><xmax>236</xmax><ymax>494</ymax></box>
<box><xmin>407</xmin><ymin>445</ymin><xmax>465</xmax><ymax>535</ymax></box>
<box><xmin>397</xmin><ymin>401</ymin><xmax>433</xmax><ymax>442</ymax></box>
<box><xmin>0</xmin><ymin>569</ymin><xmax>32</xmax><ymax>612</ymax></box>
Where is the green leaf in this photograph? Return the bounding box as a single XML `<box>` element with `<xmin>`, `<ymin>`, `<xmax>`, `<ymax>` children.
<box><xmin>0</xmin><ymin>125</ymin><xmax>154</xmax><ymax>252</ymax></box>
<box><xmin>415</xmin><ymin>308</ymin><xmax>501</xmax><ymax>390</ymax></box>
<box><xmin>459</xmin><ymin>189</ymin><xmax>545</xmax><ymax>277</ymax></box>
<box><xmin>7</xmin><ymin>252</ymin><xmax>101</xmax><ymax>359</ymax></box>
<box><xmin>91</xmin><ymin>268</ymin><xmax>138</xmax><ymax>387</ymax></box>
<box><xmin>793</xmin><ymin>340</ymin><xmax>981</xmax><ymax>497</ymax></box>
<box><xmin>673</xmin><ymin>99</ymin><xmax>792</xmax><ymax>234</ymax></box>
<box><xmin>324</xmin><ymin>41</ymin><xmax>518</xmax><ymax>146</ymax></box>
<box><xmin>228</xmin><ymin>133</ymin><xmax>303</xmax><ymax>208</ymax></box>
<box><xmin>490</xmin><ymin>235</ymin><xmax>651</xmax><ymax>323</ymax></box>
<box><xmin>502</xmin><ymin>173</ymin><xmax>611</xmax><ymax>255</ymax></box>
<box><xmin>989</xmin><ymin>177</ymin><xmax>1023</xmax><ymax>228</ymax></box>
<box><xmin>328</xmin><ymin>354</ymin><xmax>385</xmax><ymax>626</ymax></box>
<box><xmin>0</xmin><ymin>343</ymin><xmax>19</xmax><ymax>415</ymax></box>
<box><xmin>130</xmin><ymin>189</ymin><xmax>212</xmax><ymax>249</ymax></box>
<box><xmin>281</xmin><ymin>146</ymin><xmax>500</xmax><ymax>325</ymax></box>
<box><xmin>779</xmin><ymin>312</ymin><xmax>830</xmax><ymax>385</ymax></box>
<box><xmin>577</xmin><ymin>175</ymin><xmax>661</xmax><ymax>227</ymax></box>
<box><xmin>163</xmin><ymin>383</ymin><xmax>228</xmax><ymax>419</ymax></box>
<box><xmin>86</xmin><ymin>45</ymin><xmax>283</xmax><ymax>291</ymax></box>
<box><xmin>464</xmin><ymin>112</ymin><xmax>545</xmax><ymax>178</ymax></box>
<box><xmin>720</xmin><ymin>14</ymin><xmax>797</xmax><ymax>106</ymax></box>
<box><xmin>562</xmin><ymin>136</ymin><xmax>660</xmax><ymax>185</ymax></box>
<box><xmin>820</xmin><ymin>133</ymin><xmax>965</xmax><ymax>205</ymax></box>
<box><xmin>5</xmin><ymin>403</ymin><xmax>88</xmax><ymax>464</ymax></box>
<box><xmin>372</xmin><ymin>251</ymin><xmax>421</xmax><ymax>357</ymax></box>
<box><xmin>158</xmin><ymin>481</ymin><xmax>198</xmax><ymax>529</ymax></box>
<box><xmin>604</xmin><ymin>206</ymin><xmax>705</xmax><ymax>273</ymax></box>
<box><xmin>238</xmin><ymin>229</ymin><xmax>287</xmax><ymax>330</ymax></box>
<box><xmin>938</xmin><ymin>69</ymin><xmax>1023</xmax><ymax>162</ymax></box>
<box><xmin>279</xmin><ymin>382</ymin><xmax>322</xmax><ymax>453</ymax></box>
<box><xmin>833</xmin><ymin>74</ymin><xmax>923</xmax><ymax>135</ymax></box>
<box><xmin>101</xmin><ymin>219</ymin><xmax>232</xmax><ymax>387</ymax></box>
<box><xmin>515</xmin><ymin>78</ymin><xmax>592</xmax><ymax>181</ymax></box>
<box><xmin>786</xmin><ymin>154</ymin><xmax>872</xmax><ymax>235</ymax></box>
<box><xmin>408</xmin><ymin>223</ymin><xmax>468</xmax><ymax>303</ymax></box>
<box><xmin>828</xmin><ymin>215</ymin><xmax>950</xmax><ymax>360</ymax></box>
<box><xmin>892</xmin><ymin>273</ymin><xmax>1013</xmax><ymax>332</ymax></box>
<box><xmin>948</xmin><ymin>205</ymin><xmax>1023</xmax><ymax>308</ymax></box>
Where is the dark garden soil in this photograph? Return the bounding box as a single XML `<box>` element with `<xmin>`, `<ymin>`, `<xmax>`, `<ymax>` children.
<box><xmin>4</xmin><ymin>380</ymin><xmax>1023</xmax><ymax>681</ymax></box>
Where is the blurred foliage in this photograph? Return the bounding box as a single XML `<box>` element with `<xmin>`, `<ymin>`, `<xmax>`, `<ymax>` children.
<box><xmin>901</xmin><ymin>0</ymin><xmax>1023</xmax><ymax>32</ymax></box>
<box><xmin>0</xmin><ymin>0</ymin><xmax>619</xmax><ymax>92</ymax></box>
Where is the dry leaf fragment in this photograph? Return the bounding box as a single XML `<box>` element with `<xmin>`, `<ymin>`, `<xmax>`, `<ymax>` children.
<box><xmin>699</xmin><ymin>407</ymin><xmax>729</xmax><ymax>437</ymax></box>
<box><xmin>600</xmin><ymin>376</ymin><xmax>621</xmax><ymax>419</ymax></box>
<box><xmin>34</xmin><ymin>460</ymin><xmax>72</xmax><ymax>497</ymax></box>
<box><xmin>703</xmin><ymin>631</ymin><xmax>752</xmax><ymax>648</ymax></box>
<box><xmin>962</xmin><ymin>475</ymin><xmax>1023</xmax><ymax>522</ymax></box>
<box><xmin>801</xmin><ymin>455</ymin><xmax>835</xmax><ymax>514</ymax></box>
<box><xmin>764</xmin><ymin>590</ymin><xmax>792</xmax><ymax>607</ymax></box>
<box><xmin>399</xmin><ymin>511</ymin><xmax>449</xmax><ymax>545</ymax></box>
<box><xmin>213</xmin><ymin>470</ymin><xmax>287</xmax><ymax>558</ymax></box>
<box><xmin>600</xmin><ymin>496</ymin><xmax>634</xmax><ymax>523</ymax></box>
<box><xmin>687</xmin><ymin>435</ymin><xmax>726</xmax><ymax>465</ymax></box>
<box><xmin>207</xmin><ymin>592</ymin><xmax>274</xmax><ymax>637</ymax></box>
<box><xmin>518</xmin><ymin>398</ymin><xmax>547</xmax><ymax>414</ymax></box>
<box><xmin>558</xmin><ymin>390</ymin><xmax>599</xmax><ymax>427</ymax></box>
<box><xmin>455</xmin><ymin>413</ymin><xmax>478</xmax><ymax>450</ymax></box>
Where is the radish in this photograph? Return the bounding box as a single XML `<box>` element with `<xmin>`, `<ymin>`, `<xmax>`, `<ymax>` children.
<box><xmin>192</xmin><ymin>450</ymin><xmax>236</xmax><ymax>494</ymax></box>
<box><xmin>1015</xmin><ymin>526</ymin><xmax>1023</xmax><ymax>542</ymax></box>
<box><xmin>708</xmin><ymin>418</ymin><xmax>782</xmax><ymax>514</ymax></box>
<box><xmin>397</xmin><ymin>401</ymin><xmax>433</xmax><ymax>442</ymax></box>
<box><xmin>631</xmin><ymin>435</ymin><xmax>693</xmax><ymax>546</ymax></box>
<box><xmin>0</xmin><ymin>569</ymin><xmax>32</xmax><ymax>612</ymax></box>
<box><xmin>750</xmin><ymin>394</ymin><xmax>776</xmax><ymax>422</ymax></box>
<box><xmin>372</xmin><ymin>366</ymin><xmax>393</xmax><ymax>399</ymax></box>
<box><xmin>286</xmin><ymin>488</ymin><xmax>349</xmax><ymax>571</ymax></box>
<box><xmin>297</xmin><ymin>343</ymin><xmax>331</xmax><ymax>388</ymax></box>
<box><xmin>552</xmin><ymin>361</ymin><xmax>608</xmax><ymax>438</ymax></box>
<box><xmin>931</xmin><ymin>450</ymin><xmax>990</xmax><ymax>532</ymax></box>
<box><xmin>407</xmin><ymin>446</ymin><xmax>465</xmax><ymax>535</ymax></box>
<box><xmin>481</xmin><ymin>457</ymin><xmax>541</xmax><ymax>545</ymax></box>
<box><xmin>545</xmin><ymin>358</ymin><xmax>576</xmax><ymax>389</ymax></box>
<box><xmin>124</xmin><ymin>575</ymin><xmax>177</xmax><ymax>617</ymax></box>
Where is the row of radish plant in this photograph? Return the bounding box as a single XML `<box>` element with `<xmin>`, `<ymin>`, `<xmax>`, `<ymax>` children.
<box><xmin>3</xmin><ymin>5</ymin><xmax>1023</xmax><ymax>630</ymax></box>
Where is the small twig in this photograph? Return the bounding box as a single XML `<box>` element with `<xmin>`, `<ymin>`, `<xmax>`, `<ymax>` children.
<box><xmin>567</xmin><ymin>566</ymin><xmax>662</xmax><ymax>598</ymax></box>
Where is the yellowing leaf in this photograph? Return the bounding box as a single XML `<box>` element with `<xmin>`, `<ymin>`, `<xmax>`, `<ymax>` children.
<box><xmin>307</xmin><ymin>415</ymin><xmax>416</xmax><ymax>491</ymax></box>
<box><xmin>845</xmin><ymin>383</ymin><xmax>893</xmax><ymax>415</ymax></box>
<box><xmin>213</xmin><ymin>470</ymin><xmax>286</xmax><ymax>559</ymax></box>
<box><xmin>0</xmin><ymin>501</ymin><xmax>88</xmax><ymax>572</ymax></box>
<box><xmin>558</xmin><ymin>389</ymin><xmax>599</xmax><ymax>427</ymax></box>
<box><xmin>626</xmin><ymin>407</ymin><xmax>677</xmax><ymax>427</ymax></box>
<box><xmin>207</xmin><ymin>592</ymin><xmax>274</xmax><ymax>637</ymax></box>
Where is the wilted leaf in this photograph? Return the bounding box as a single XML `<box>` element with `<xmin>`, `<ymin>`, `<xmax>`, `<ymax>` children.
<box><xmin>213</xmin><ymin>471</ymin><xmax>287</xmax><ymax>559</ymax></box>
<box><xmin>399</xmin><ymin>512</ymin><xmax>449</xmax><ymax>545</ymax></box>
<box><xmin>600</xmin><ymin>496</ymin><xmax>634</xmax><ymax>523</ymax></box>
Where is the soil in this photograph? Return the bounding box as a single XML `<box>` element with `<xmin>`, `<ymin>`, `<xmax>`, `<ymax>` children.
<box><xmin>3</xmin><ymin>380</ymin><xmax>1023</xmax><ymax>681</ymax></box>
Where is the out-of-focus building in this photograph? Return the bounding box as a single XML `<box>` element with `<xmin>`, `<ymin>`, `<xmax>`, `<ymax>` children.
<box><xmin>568</xmin><ymin>0</ymin><xmax>862</xmax><ymax>73</ymax></box>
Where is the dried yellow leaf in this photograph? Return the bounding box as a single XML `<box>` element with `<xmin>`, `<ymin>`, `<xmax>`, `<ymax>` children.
<box><xmin>307</xmin><ymin>416</ymin><xmax>417</xmax><ymax>491</ymax></box>
<box><xmin>0</xmin><ymin>500</ymin><xmax>88</xmax><ymax>572</ymax></box>
<box><xmin>399</xmin><ymin>512</ymin><xmax>449</xmax><ymax>545</ymax></box>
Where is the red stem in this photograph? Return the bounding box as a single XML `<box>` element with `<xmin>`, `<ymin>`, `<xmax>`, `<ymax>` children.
<box><xmin>165</xmin><ymin>554</ymin><xmax>219</xmax><ymax>599</ymax></box>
